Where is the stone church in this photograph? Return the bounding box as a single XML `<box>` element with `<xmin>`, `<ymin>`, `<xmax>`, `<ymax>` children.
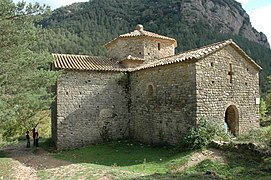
<box><xmin>52</xmin><ymin>24</ymin><xmax>261</xmax><ymax>150</ymax></box>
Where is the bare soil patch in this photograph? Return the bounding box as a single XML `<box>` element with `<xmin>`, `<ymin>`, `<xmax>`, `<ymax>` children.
<box><xmin>1</xmin><ymin>142</ymin><xmax>71</xmax><ymax>179</ymax></box>
<box><xmin>174</xmin><ymin>148</ymin><xmax>227</xmax><ymax>173</ymax></box>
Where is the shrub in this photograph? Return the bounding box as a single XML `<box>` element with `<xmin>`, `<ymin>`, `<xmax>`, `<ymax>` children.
<box><xmin>179</xmin><ymin>119</ymin><xmax>229</xmax><ymax>150</ymax></box>
<box><xmin>237</xmin><ymin>126</ymin><xmax>271</xmax><ymax>148</ymax></box>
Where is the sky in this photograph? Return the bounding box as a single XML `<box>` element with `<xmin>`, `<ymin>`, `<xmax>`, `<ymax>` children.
<box><xmin>13</xmin><ymin>0</ymin><xmax>271</xmax><ymax>43</ymax></box>
<box><xmin>237</xmin><ymin>0</ymin><xmax>271</xmax><ymax>43</ymax></box>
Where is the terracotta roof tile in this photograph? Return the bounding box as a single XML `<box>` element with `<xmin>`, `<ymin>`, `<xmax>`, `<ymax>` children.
<box><xmin>119</xmin><ymin>29</ymin><xmax>176</xmax><ymax>41</ymax></box>
<box><xmin>52</xmin><ymin>39</ymin><xmax>261</xmax><ymax>72</ymax></box>
<box><xmin>105</xmin><ymin>24</ymin><xmax>177</xmax><ymax>47</ymax></box>
<box><xmin>133</xmin><ymin>39</ymin><xmax>261</xmax><ymax>71</ymax></box>
<box><xmin>120</xmin><ymin>55</ymin><xmax>145</xmax><ymax>62</ymax></box>
<box><xmin>52</xmin><ymin>54</ymin><xmax>126</xmax><ymax>71</ymax></box>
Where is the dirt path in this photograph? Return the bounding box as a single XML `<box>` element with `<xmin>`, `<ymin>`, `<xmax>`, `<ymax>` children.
<box><xmin>2</xmin><ymin>142</ymin><xmax>70</xmax><ymax>179</ymax></box>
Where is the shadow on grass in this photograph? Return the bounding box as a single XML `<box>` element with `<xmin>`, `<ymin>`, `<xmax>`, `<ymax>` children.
<box><xmin>117</xmin><ymin>149</ymin><xmax>271</xmax><ymax>179</ymax></box>
<box><xmin>52</xmin><ymin>140</ymin><xmax>193</xmax><ymax>167</ymax></box>
<box><xmin>0</xmin><ymin>138</ymin><xmax>72</xmax><ymax>170</ymax></box>
<box><xmin>0</xmin><ymin>150</ymin><xmax>6</xmax><ymax>158</ymax></box>
<box><xmin>129</xmin><ymin>173</ymin><xmax>221</xmax><ymax>180</ymax></box>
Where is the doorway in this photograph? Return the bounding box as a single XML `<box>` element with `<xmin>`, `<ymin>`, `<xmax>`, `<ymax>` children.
<box><xmin>225</xmin><ymin>105</ymin><xmax>239</xmax><ymax>136</ymax></box>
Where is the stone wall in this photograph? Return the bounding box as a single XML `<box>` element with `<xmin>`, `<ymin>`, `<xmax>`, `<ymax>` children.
<box><xmin>53</xmin><ymin>44</ymin><xmax>260</xmax><ymax>149</ymax></box>
<box><xmin>54</xmin><ymin>71</ymin><xmax>130</xmax><ymax>150</ymax></box>
<box><xmin>129</xmin><ymin>62</ymin><xmax>197</xmax><ymax>145</ymax></box>
<box><xmin>106</xmin><ymin>37</ymin><xmax>175</xmax><ymax>63</ymax></box>
<box><xmin>142</xmin><ymin>38</ymin><xmax>175</xmax><ymax>62</ymax></box>
<box><xmin>195</xmin><ymin>45</ymin><xmax>260</xmax><ymax>134</ymax></box>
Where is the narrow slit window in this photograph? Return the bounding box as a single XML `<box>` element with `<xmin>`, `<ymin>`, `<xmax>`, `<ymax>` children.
<box><xmin>158</xmin><ymin>43</ymin><xmax>161</xmax><ymax>50</ymax></box>
<box><xmin>148</xmin><ymin>84</ymin><xmax>154</xmax><ymax>100</ymax></box>
<box><xmin>228</xmin><ymin>63</ymin><xmax>234</xmax><ymax>84</ymax></box>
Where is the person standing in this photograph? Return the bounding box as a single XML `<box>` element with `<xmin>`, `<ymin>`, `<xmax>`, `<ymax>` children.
<box><xmin>26</xmin><ymin>131</ymin><xmax>30</xmax><ymax>148</ymax></box>
<box><xmin>32</xmin><ymin>128</ymin><xmax>36</xmax><ymax>146</ymax></box>
<box><xmin>35</xmin><ymin>131</ymin><xmax>39</xmax><ymax>147</ymax></box>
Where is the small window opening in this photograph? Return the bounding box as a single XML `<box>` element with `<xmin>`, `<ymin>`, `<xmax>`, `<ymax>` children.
<box><xmin>212</xmin><ymin>81</ymin><xmax>215</xmax><ymax>84</ymax></box>
<box><xmin>148</xmin><ymin>84</ymin><xmax>154</xmax><ymax>100</ymax></box>
<box><xmin>210</xmin><ymin>62</ymin><xmax>214</xmax><ymax>67</ymax></box>
<box><xmin>139</xmin><ymin>52</ymin><xmax>142</xmax><ymax>55</ymax></box>
<box><xmin>148</xmin><ymin>53</ymin><xmax>150</xmax><ymax>55</ymax></box>
<box><xmin>66</xmin><ymin>92</ymin><xmax>69</xmax><ymax>95</ymax></box>
<box><xmin>228</xmin><ymin>63</ymin><xmax>234</xmax><ymax>84</ymax></box>
<box><xmin>79</xmin><ymin>105</ymin><xmax>81</xmax><ymax>108</ymax></box>
<box><xmin>245</xmin><ymin>82</ymin><xmax>248</xmax><ymax>86</ymax></box>
<box><xmin>158</xmin><ymin>43</ymin><xmax>161</xmax><ymax>50</ymax></box>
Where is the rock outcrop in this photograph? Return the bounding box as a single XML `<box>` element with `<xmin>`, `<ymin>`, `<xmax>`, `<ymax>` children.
<box><xmin>180</xmin><ymin>0</ymin><xmax>270</xmax><ymax>48</ymax></box>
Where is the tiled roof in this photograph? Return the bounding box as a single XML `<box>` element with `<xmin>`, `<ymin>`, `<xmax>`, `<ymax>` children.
<box><xmin>52</xmin><ymin>39</ymin><xmax>261</xmax><ymax>72</ymax></box>
<box><xmin>105</xmin><ymin>24</ymin><xmax>177</xmax><ymax>47</ymax></box>
<box><xmin>120</xmin><ymin>55</ymin><xmax>145</xmax><ymax>62</ymax></box>
<box><xmin>52</xmin><ymin>54</ymin><xmax>125</xmax><ymax>71</ymax></box>
<box><xmin>133</xmin><ymin>39</ymin><xmax>261</xmax><ymax>71</ymax></box>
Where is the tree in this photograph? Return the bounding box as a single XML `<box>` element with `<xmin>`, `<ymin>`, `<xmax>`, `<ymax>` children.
<box><xmin>260</xmin><ymin>98</ymin><xmax>267</xmax><ymax>122</ymax></box>
<box><xmin>0</xmin><ymin>0</ymin><xmax>59</xmax><ymax>138</ymax></box>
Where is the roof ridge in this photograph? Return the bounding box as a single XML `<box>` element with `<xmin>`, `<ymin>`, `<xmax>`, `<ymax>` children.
<box><xmin>52</xmin><ymin>53</ymin><xmax>110</xmax><ymax>59</ymax></box>
<box><xmin>152</xmin><ymin>39</ymin><xmax>232</xmax><ymax>62</ymax></box>
<box><xmin>105</xmin><ymin>24</ymin><xmax>177</xmax><ymax>47</ymax></box>
<box><xmin>178</xmin><ymin>39</ymin><xmax>232</xmax><ymax>55</ymax></box>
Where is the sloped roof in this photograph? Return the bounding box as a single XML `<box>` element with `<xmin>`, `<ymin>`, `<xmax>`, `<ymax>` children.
<box><xmin>133</xmin><ymin>39</ymin><xmax>261</xmax><ymax>71</ymax></box>
<box><xmin>52</xmin><ymin>54</ymin><xmax>126</xmax><ymax>72</ymax></box>
<box><xmin>105</xmin><ymin>24</ymin><xmax>177</xmax><ymax>47</ymax></box>
<box><xmin>52</xmin><ymin>39</ymin><xmax>261</xmax><ymax>72</ymax></box>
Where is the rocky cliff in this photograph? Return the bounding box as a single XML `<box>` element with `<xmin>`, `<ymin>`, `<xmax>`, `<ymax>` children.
<box><xmin>181</xmin><ymin>0</ymin><xmax>269</xmax><ymax>48</ymax></box>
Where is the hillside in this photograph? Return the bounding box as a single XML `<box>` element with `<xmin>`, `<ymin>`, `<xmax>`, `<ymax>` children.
<box><xmin>38</xmin><ymin>0</ymin><xmax>271</xmax><ymax>91</ymax></box>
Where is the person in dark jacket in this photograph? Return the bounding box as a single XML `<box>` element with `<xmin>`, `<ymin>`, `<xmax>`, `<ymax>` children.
<box><xmin>35</xmin><ymin>131</ymin><xmax>39</xmax><ymax>147</ymax></box>
<box><xmin>26</xmin><ymin>131</ymin><xmax>30</xmax><ymax>148</ymax></box>
<box><xmin>32</xmin><ymin>128</ymin><xmax>36</xmax><ymax>146</ymax></box>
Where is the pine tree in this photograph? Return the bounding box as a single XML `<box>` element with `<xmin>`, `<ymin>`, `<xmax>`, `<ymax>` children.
<box><xmin>0</xmin><ymin>0</ymin><xmax>59</xmax><ymax>138</ymax></box>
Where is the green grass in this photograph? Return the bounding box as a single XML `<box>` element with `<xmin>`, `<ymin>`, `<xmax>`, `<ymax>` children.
<box><xmin>53</xmin><ymin>141</ymin><xmax>193</xmax><ymax>174</ymax></box>
<box><xmin>1</xmin><ymin>139</ymin><xmax>270</xmax><ymax>179</ymax></box>
<box><xmin>236</xmin><ymin>126</ymin><xmax>271</xmax><ymax>148</ymax></box>
<box><xmin>0</xmin><ymin>151</ymin><xmax>15</xmax><ymax>179</ymax></box>
<box><xmin>45</xmin><ymin>140</ymin><xmax>271</xmax><ymax>179</ymax></box>
<box><xmin>186</xmin><ymin>151</ymin><xmax>271</xmax><ymax>179</ymax></box>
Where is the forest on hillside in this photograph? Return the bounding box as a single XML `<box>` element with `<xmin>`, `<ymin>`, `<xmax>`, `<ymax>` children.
<box><xmin>37</xmin><ymin>0</ymin><xmax>271</xmax><ymax>92</ymax></box>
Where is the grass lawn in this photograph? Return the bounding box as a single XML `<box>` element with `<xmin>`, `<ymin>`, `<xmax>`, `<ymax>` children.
<box><xmin>185</xmin><ymin>151</ymin><xmax>271</xmax><ymax>180</ymax></box>
<box><xmin>40</xmin><ymin>140</ymin><xmax>271</xmax><ymax>179</ymax></box>
<box><xmin>0</xmin><ymin>151</ymin><xmax>15</xmax><ymax>179</ymax></box>
<box><xmin>1</xmin><ymin>139</ymin><xmax>271</xmax><ymax>179</ymax></box>
<box><xmin>50</xmin><ymin>141</ymin><xmax>193</xmax><ymax>175</ymax></box>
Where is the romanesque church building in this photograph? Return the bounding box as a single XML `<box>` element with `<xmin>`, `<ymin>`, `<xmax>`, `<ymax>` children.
<box><xmin>52</xmin><ymin>25</ymin><xmax>260</xmax><ymax>150</ymax></box>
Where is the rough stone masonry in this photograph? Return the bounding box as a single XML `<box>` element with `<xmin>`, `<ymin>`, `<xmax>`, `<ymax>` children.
<box><xmin>52</xmin><ymin>25</ymin><xmax>260</xmax><ymax>150</ymax></box>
